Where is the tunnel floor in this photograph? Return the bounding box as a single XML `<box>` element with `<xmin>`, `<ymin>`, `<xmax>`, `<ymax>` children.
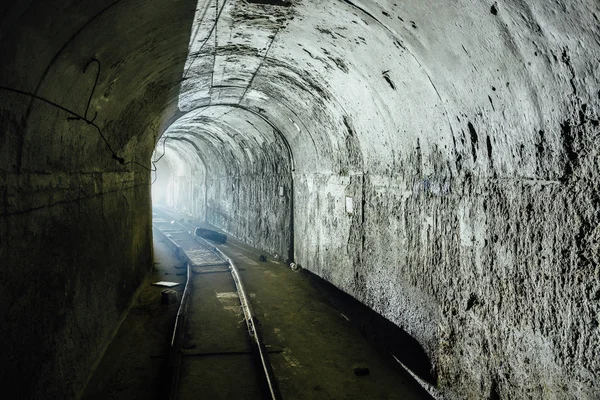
<box><xmin>81</xmin><ymin>208</ymin><xmax>432</xmax><ymax>400</ymax></box>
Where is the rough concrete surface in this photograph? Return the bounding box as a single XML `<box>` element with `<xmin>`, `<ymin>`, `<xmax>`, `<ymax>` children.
<box><xmin>1</xmin><ymin>0</ymin><xmax>600</xmax><ymax>398</ymax></box>
<box><xmin>80</xmin><ymin>235</ymin><xmax>183</xmax><ymax>400</ymax></box>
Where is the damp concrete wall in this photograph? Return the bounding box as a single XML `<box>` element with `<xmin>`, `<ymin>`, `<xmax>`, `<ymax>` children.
<box><xmin>0</xmin><ymin>0</ymin><xmax>198</xmax><ymax>397</ymax></box>
<box><xmin>1</xmin><ymin>0</ymin><xmax>600</xmax><ymax>399</ymax></box>
<box><xmin>205</xmin><ymin>165</ymin><xmax>292</xmax><ymax>260</ymax></box>
<box><xmin>0</xmin><ymin>172</ymin><xmax>152</xmax><ymax>399</ymax></box>
<box><xmin>287</xmin><ymin>1</ymin><xmax>600</xmax><ymax>397</ymax></box>
<box><xmin>172</xmin><ymin>1</ymin><xmax>600</xmax><ymax>398</ymax></box>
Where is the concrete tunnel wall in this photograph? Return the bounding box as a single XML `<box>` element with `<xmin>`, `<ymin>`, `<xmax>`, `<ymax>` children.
<box><xmin>0</xmin><ymin>0</ymin><xmax>599</xmax><ymax>399</ymax></box>
<box><xmin>159</xmin><ymin>106</ymin><xmax>293</xmax><ymax>259</ymax></box>
<box><xmin>0</xmin><ymin>0</ymin><xmax>200</xmax><ymax>398</ymax></box>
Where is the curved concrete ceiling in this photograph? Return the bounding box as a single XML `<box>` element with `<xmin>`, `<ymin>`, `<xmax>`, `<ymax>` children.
<box><xmin>1</xmin><ymin>0</ymin><xmax>600</xmax><ymax>399</ymax></box>
<box><xmin>3</xmin><ymin>0</ymin><xmax>597</xmax><ymax>178</ymax></box>
<box><xmin>164</xmin><ymin>0</ymin><xmax>600</xmax><ymax>184</ymax></box>
<box><xmin>162</xmin><ymin>105</ymin><xmax>294</xmax><ymax>177</ymax></box>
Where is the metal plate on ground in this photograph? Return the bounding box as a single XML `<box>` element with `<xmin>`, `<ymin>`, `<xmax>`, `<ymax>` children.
<box><xmin>152</xmin><ymin>281</ymin><xmax>182</xmax><ymax>287</ymax></box>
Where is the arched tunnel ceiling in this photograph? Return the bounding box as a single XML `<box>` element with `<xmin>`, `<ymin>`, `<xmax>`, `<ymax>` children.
<box><xmin>161</xmin><ymin>106</ymin><xmax>293</xmax><ymax>178</ymax></box>
<box><xmin>161</xmin><ymin>0</ymin><xmax>600</xmax><ymax>184</ymax></box>
<box><xmin>1</xmin><ymin>0</ymin><xmax>597</xmax><ymax>177</ymax></box>
<box><xmin>2</xmin><ymin>0</ymin><xmax>600</xmax><ymax>398</ymax></box>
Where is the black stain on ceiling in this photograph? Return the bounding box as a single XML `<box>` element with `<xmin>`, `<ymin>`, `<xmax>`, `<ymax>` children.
<box><xmin>246</xmin><ymin>0</ymin><xmax>291</xmax><ymax>6</ymax></box>
<box><xmin>393</xmin><ymin>40</ymin><xmax>406</xmax><ymax>51</ymax></box>
<box><xmin>382</xmin><ymin>71</ymin><xmax>396</xmax><ymax>90</ymax></box>
<box><xmin>535</xmin><ymin>129</ymin><xmax>545</xmax><ymax>156</ymax></box>
<box><xmin>488</xmin><ymin>95</ymin><xmax>495</xmax><ymax>111</ymax></box>
<box><xmin>491</xmin><ymin>3</ymin><xmax>498</xmax><ymax>15</ymax></box>
<box><xmin>468</xmin><ymin>121</ymin><xmax>478</xmax><ymax>162</ymax></box>
<box><xmin>316</xmin><ymin>26</ymin><xmax>338</xmax><ymax>40</ymax></box>
<box><xmin>343</xmin><ymin>115</ymin><xmax>354</xmax><ymax>137</ymax></box>
<box><xmin>302</xmin><ymin>48</ymin><xmax>317</xmax><ymax>59</ymax></box>
<box><xmin>331</xmin><ymin>57</ymin><xmax>349</xmax><ymax>73</ymax></box>
<box><xmin>486</xmin><ymin>135</ymin><xmax>493</xmax><ymax>166</ymax></box>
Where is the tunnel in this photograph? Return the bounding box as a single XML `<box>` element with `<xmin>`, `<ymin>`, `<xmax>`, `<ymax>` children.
<box><xmin>1</xmin><ymin>0</ymin><xmax>599</xmax><ymax>399</ymax></box>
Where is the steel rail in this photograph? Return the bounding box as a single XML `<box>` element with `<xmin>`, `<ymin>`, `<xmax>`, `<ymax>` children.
<box><xmin>151</xmin><ymin>223</ymin><xmax>192</xmax><ymax>400</ymax></box>
<box><xmin>200</xmin><ymin>238</ymin><xmax>282</xmax><ymax>400</ymax></box>
<box><xmin>153</xmin><ymin>207</ymin><xmax>282</xmax><ymax>400</ymax></box>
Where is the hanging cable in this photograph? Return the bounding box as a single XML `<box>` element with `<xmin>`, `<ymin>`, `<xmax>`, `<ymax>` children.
<box><xmin>150</xmin><ymin>135</ymin><xmax>170</xmax><ymax>184</ymax></box>
<box><xmin>0</xmin><ymin>85</ymin><xmax>126</xmax><ymax>161</ymax></box>
<box><xmin>0</xmin><ymin>57</ymin><xmax>156</xmax><ymax>172</ymax></box>
<box><xmin>153</xmin><ymin>135</ymin><xmax>170</xmax><ymax>164</ymax></box>
<box><xmin>83</xmin><ymin>58</ymin><xmax>100</xmax><ymax>122</ymax></box>
<box><xmin>0</xmin><ymin>0</ymin><xmax>229</xmax><ymax>176</ymax></box>
<box><xmin>182</xmin><ymin>0</ymin><xmax>229</xmax><ymax>81</ymax></box>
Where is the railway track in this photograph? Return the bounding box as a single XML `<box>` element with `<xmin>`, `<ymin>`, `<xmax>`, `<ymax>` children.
<box><xmin>152</xmin><ymin>207</ymin><xmax>281</xmax><ymax>400</ymax></box>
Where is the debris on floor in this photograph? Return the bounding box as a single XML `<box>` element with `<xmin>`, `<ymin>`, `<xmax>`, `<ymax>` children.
<box><xmin>161</xmin><ymin>289</ymin><xmax>178</xmax><ymax>304</ymax></box>
<box><xmin>194</xmin><ymin>227</ymin><xmax>227</xmax><ymax>243</ymax></box>
<box><xmin>152</xmin><ymin>281</ymin><xmax>181</xmax><ymax>287</ymax></box>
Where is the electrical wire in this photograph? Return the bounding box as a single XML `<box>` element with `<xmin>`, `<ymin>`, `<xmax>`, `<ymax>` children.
<box><xmin>150</xmin><ymin>135</ymin><xmax>170</xmax><ymax>184</ymax></box>
<box><xmin>83</xmin><ymin>58</ymin><xmax>100</xmax><ymax>122</ymax></box>
<box><xmin>0</xmin><ymin>85</ymin><xmax>124</xmax><ymax>161</ymax></box>
<box><xmin>1</xmin><ymin>0</ymin><xmax>230</xmax><ymax>179</ymax></box>
<box><xmin>152</xmin><ymin>0</ymin><xmax>228</xmax><ymax>183</ymax></box>
<box><xmin>153</xmin><ymin>0</ymin><xmax>228</xmax><ymax>182</ymax></box>
<box><xmin>182</xmin><ymin>0</ymin><xmax>229</xmax><ymax>81</ymax></box>
<box><xmin>0</xmin><ymin>57</ymin><xmax>156</xmax><ymax>172</ymax></box>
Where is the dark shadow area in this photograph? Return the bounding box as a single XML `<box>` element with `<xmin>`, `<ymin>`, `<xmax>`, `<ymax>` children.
<box><xmin>80</xmin><ymin>234</ymin><xmax>185</xmax><ymax>400</ymax></box>
<box><xmin>304</xmin><ymin>269</ymin><xmax>436</xmax><ymax>385</ymax></box>
<box><xmin>0</xmin><ymin>1</ymin><xmax>200</xmax><ymax>398</ymax></box>
<box><xmin>247</xmin><ymin>0</ymin><xmax>292</xmax><ymax>6</ymax></box>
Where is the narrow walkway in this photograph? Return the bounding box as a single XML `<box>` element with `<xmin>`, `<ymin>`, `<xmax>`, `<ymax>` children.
<box><xmin>81</xmin><ymin>235</ymin><xmax>184</xmax><ymax>400</ymax></box>
<box><xmin>82</xmin><ymin>210</ymin><xmax>432</xmax><ymax>400</ymax></box>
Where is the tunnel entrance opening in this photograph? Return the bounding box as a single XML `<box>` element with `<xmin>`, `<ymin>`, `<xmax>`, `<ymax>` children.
<box><xmin>150</xmin><ymin>106</ymin><xmax>295</xmax><ymax>263</ymax></box>
<box><xmin>151</xmin><ymin>135</ymin><xmax>208</xmax><ymax>220</ymax></box>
